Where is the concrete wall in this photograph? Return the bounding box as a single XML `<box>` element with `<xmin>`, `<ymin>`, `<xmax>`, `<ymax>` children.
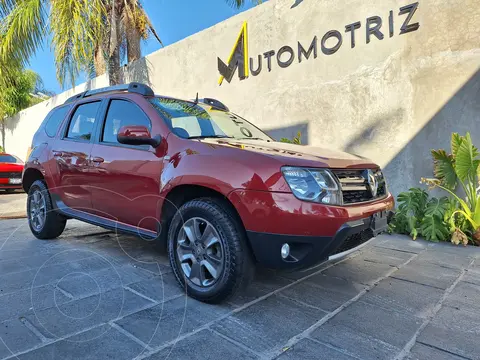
<box><xmin>5</xmin><ymin>0</ymin><xmax>480</xmax><ymax>198</ymax></box>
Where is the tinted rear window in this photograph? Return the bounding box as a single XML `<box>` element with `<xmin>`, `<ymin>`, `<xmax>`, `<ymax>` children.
<box><xmin>0</xmin><ymin>155</ymin><xmax>22</xmax><ymax>163</ymax></box>
<box><xmin>45</xmin><ymin>106</ymin><xmax>71</xmax><ymax>137</ymax></box>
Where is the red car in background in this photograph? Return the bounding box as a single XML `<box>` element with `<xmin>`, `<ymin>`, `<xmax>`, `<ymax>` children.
<box><xmin>0</xmin><ymin>153</ymin><xmax>24</xmax><ymax>192</ymax></box>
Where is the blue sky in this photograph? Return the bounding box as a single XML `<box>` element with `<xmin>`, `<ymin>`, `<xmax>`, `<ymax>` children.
<box><xmin>29</xmin><ymin>0</ymin><xmax>256</xmax><ymax>94</ymax></box>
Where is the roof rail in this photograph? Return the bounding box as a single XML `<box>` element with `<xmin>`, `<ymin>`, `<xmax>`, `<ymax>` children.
<box><xmin>64</xmin><ymin>82</ymin><xmax>154</xmax><ymax>104</ymax></box>
<box><xmin>198</xmin><ymin>98</ymin><xmax>229</xmax><ymax>112</ymax></box>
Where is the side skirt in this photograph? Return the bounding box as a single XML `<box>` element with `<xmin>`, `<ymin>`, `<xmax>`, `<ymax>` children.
<box><xmin>51</xmin><ymin>194</ymin><xmax>158</xmax><ymax>240</ymax></box>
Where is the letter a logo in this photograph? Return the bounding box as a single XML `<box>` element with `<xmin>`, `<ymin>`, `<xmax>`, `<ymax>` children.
<box><xmin>218</xmin><ymin>22</ymin><xmax>249</xmax><ymax>85</ymax></box>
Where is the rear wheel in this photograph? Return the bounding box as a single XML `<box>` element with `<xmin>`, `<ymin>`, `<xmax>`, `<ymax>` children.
<box><xmin>4</xmin><ymin>189</ymin><xmax>15</xmax><ymax>194</ymax></box>
<box><xmin>27</xmin><ymin>180</ymin><xmax>66</xmax><ymax>239</ymax></box>
<box><xmin>167</xmin><ymin>198</ymin><xmax>253</xmax><ymax>303</ymax></box>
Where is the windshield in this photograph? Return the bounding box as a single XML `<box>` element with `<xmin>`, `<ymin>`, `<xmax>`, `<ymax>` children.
<box><xmin>149</xmin><ymin>97</ymin><xmax>272</xmax><ymax>141</ymax></box>
<box><xmin>0</xmin><ymin>155</ymin><xmax>23</xmax><ymax>164</ymax></box>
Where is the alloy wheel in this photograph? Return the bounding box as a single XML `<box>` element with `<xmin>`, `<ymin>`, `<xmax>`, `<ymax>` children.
<box><xmin>176</xmin><ymin>217</ymin><xmax>224</xmax><ymax>287</ymax></box>
<box><xmin>29</xmin><ymin>189</ymin><xmax>46</xmax><ymax>232</ymax></box>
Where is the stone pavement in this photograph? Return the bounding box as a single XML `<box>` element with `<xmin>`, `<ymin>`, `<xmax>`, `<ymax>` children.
<box><xmin>0</xmin><ymin>218</ymin><xmax>479</xmax><ymax>360</ymax></box>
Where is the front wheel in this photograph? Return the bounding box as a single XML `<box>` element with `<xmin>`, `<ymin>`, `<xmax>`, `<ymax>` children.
<box><xmin>167</xmin><ymin>198</ymin><xmax>253</xmax><ymax>303</ymax></box>
<box><xmin>27</xmin><ymin>180</ymin><xmax>66</xmax><ymax>239</ymax></box>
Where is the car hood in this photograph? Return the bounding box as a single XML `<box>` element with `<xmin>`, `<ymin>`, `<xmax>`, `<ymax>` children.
<box><xmin>203</xmin><ymin>138</ymin><xmax>378</xmax><ymax>169</ymax></box>
<box><xmin>0</xmin><ymin>163</ymin><xmax>24</xmax><ymax>172</ymax></box>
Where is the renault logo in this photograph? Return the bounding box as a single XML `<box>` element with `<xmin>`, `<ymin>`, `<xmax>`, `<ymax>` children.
<box><xmin>367</xmin><ymin>170</ymin><xmax>378</xmax><ymax>197</ymax></box>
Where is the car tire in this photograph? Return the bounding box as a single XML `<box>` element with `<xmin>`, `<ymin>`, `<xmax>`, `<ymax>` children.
<box><xmin>27</xmin><ymin>180</ymin><xmax>67</xmax><ymax>240</ymax></box>
<box><xmin>5</xmin><ymin>189</ymin><xmax>15</xmax><ymax>193</ymax></box>
<box><xmin>168</xmin><ymin>198</ymin><xmax>254</xmax><ymax>303</ymax></box>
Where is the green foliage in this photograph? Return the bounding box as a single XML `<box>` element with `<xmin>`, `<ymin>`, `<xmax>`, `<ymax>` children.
<box><xmin>0</xmin><ymin>69</ymin><xmax>41</xmax><ymax>117</ymax></box>
<box><xmin>425</xmin><ymin>132</ymin><xmax>480</xmax><ymax>245</ymax></box>
<box><xmin>50</xmin><ymin>0</ymin><xmax>106</xmax><ymax>87</ymax></box>
<box><xmin>420</xmin><ymin>212</ymin><xmax>449</xmax><ymax>242</ymax></box>
<box><xmin>431</xmin><ymin>149</ymin><xmax>457</xmax><ymax>190</ymax></box>
<box><xmin>389</xmin><ymin>188</ymin><xmax>453</xmax><ymax>242</ymax></box>
<box><xmin>397</xmin><ymin>188</ymin><xmax>428</xmax><ymax>217</ymax></box>
<box><xmin>280</xmin><ymin>131</ymin><xmax>302</xmax><ymax>145</ymax></box>
<box><xmin>0</xmin><ymin>61</ymin><xmax>48</xmax><ymax>151</ymax></box>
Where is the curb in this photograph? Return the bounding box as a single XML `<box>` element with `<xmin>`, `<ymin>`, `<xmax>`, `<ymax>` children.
<box><xmin>0</xmin><ymin>212</ymin><xmax>27</xmax><ymax>220</ymax></box>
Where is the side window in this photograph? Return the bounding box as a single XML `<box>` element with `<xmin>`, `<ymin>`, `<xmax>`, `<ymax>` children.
<box><xmin>102</xmin><ymin>100</ymin><xmax>152</xmax><ymax>144</ymax></box>
<box><xmin>45</xmin><ymin>106</ymin><xmax>70</xmax><ymax>137</ymax></box>
<box><xmin>66</xmin><ymin>102</ymin><xmax>100</xmax><ymax>141</ymax></box>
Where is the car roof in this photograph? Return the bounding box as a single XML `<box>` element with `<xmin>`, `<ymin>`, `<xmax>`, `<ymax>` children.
<box><xmin>62</xmin><ymin>83</ymin><xmax>229</xmax><ymax>112</ymax></box>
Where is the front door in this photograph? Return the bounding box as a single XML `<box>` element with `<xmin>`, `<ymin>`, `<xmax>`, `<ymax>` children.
<box><xmin>51</xmin><ymin>101</ymin><xmax>102</xmax><ymax>213</ymax></box>
<box><xmin>89</xmin><ymin>98</ymin><xmax>164</xmax><ymax>232</ymax></box>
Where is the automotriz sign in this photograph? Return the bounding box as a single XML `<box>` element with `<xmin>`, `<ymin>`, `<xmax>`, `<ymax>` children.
<box><xmin>217</xmin><ymin>2</ymin><xmax>420</xmax><ymax>85</ymax></box>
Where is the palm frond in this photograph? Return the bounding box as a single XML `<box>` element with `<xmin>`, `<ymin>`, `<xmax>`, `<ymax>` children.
<box><xmin>225</xmin><ymin>0</ymin><xmax>263</xmax><ymax>9</ymax></box>
<box><xmin>50</xmin><ymin>0</ymin><xmax>106</xmax><ymax>87</ymax></box>
<box><xmin>0</xmin><ymin>0</ymin><xmax>17</xmax><ymax>17</ymax></box>
<box><xmin>0</xmin><ymin>0</ymin><xmax>47</xmax><ymax>66</ymax></box>
<box><xmin>143</xmin><ymin>11</ymin><xmax>162</xmax><ymax>46</ymax></box>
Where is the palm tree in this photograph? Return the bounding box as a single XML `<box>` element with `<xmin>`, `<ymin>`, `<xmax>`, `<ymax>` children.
<box><xmin>94</xmin><ymin>0</ymin><xmax>162</xmax><ymax>85</ymax></box>
<box><xmin>0</xmin><ymin>0</ymin><xmax>161</xmax><ymax>88</ymax></box>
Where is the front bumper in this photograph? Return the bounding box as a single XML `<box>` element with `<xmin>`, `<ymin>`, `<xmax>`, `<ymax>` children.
<box><xmin>247</xmin><ymin>211</ymin><xmax>393</xmax><ymax>270</ymax></box>
<box><xmin>228</xmin><ymin>189</ymin><xmax>395</xmax><ymax>270</ymax></box>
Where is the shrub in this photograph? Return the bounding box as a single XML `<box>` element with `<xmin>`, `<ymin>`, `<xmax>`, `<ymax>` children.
<box><xmin>389</xmin><ymin>188</ymin><xmax>457</xmax><ymax>242</ymax></box>
<box><xmin>280</xmin><ymin>131</ymin><xmax>302</xmax><ymax>144</ymax></box>
<box><xmin>423</xmin><ymin>132</ymin><xmax>480</xmax><ymax>246</ymax></box>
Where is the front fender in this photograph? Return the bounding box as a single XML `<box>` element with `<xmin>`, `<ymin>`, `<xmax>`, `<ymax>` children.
<box><xmin>159</xmin><ymin>151</ymin><xmax>255</xmax><ymax>197</ymax></box>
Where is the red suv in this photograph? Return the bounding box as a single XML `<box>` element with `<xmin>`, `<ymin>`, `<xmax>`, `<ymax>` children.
<box><xmin>23</xmin><ymin>83</ymin><xmax>394</xmax><ymax>303</ymax></box>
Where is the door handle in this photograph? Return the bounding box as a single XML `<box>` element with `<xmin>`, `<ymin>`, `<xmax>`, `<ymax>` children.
<box><xmin>53</xmin><ymin>151</ymin><xmax>63</xmax><ymax>157</ymax></box>
<box><xmin>91</xmin><ymin>156</ymin><xmax>104</xmax><ymax>164</ymax></box>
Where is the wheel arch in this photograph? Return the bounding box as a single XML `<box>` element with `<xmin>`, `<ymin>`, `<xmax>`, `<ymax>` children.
<box><xmin>158</xmin><ymin>184</ymin><xmax>250</xmax><ymax>252</ymax></box>
<box><xmin>22</xmin><ymin>168</ymin><xmax>45</xmax><ymax>193</ymax></box>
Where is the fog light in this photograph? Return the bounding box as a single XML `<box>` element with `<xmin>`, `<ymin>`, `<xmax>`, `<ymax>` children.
<box><xmin>281</xmin><ymin>243</ymin><xmax>290</xmax><ymax>259</ymax></box>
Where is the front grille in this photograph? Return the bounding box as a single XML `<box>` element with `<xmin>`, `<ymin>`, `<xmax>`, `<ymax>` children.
<box><xmin>333</xmin><ymin>169</ymin><xmax>387</xmax><ymax>204</ymax></box>
<box><xmin>331</xmin><ymin>229</ymin><xmax>374</xmax><ymax>256</ymax></box>
<box><xmin>0</xmin><ymin>172</ymin><xmax>22</xmax><ymax>179</ymax></box>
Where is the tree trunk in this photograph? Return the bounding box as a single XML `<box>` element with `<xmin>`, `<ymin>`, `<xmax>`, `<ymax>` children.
<box><xmin>126</xmin><ymin>27</ymin><xmax>141</xmax><ymax>64</ymax></box>
<box><xmin>108</xmin><ymin>46</ymin><xmax>121</xmax><ymax>85</ymax></box>
<box><xmin>94</xmin><ymin>45</ymin><xmax>106</xmax><ymax>76</ymax></box>
<box><xmin>108</xmin><ymin>11</ymin><xmax>122</xmax><ymax>86</ymax></box>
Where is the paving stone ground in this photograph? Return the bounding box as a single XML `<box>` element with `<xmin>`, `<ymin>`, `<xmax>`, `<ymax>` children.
<box><xmin>0</xmin><ymin>218</ymin><xmax>479</xmax><ymax>360</ymax></box>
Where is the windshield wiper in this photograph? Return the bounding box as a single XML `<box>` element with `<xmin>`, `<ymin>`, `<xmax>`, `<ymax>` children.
<box><xmin>188</xmin><ymin>135</ymin><xmax>233</xmax><ymax>139</ymax></box>
<box><xmin>236</xmin><ymin>137</ymin><xmax>271</xmax><ymax>142</ymax></box>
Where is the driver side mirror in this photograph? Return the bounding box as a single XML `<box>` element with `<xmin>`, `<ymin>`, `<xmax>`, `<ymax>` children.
<box><xmin>117</xmin><ymin>125</ymin><xmax>161</xmax><ymax>148</ymax></box>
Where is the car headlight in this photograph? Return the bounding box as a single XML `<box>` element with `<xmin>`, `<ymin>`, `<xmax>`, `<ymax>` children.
<box><xmin>281</xmin><ymin>167</ymin><xmax>342</xmax><ymax>205</ymax></box>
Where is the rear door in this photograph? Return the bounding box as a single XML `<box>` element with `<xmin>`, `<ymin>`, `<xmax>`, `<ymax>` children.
<box><xmin>88</xmin><ymin>97</ymin><xmax>164</xmax><ymax>232</ymax></box>
<box><xmin>51</xmin><ymin>100</ymin><xmax>102</xmax><ymax>212</ymax></box>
